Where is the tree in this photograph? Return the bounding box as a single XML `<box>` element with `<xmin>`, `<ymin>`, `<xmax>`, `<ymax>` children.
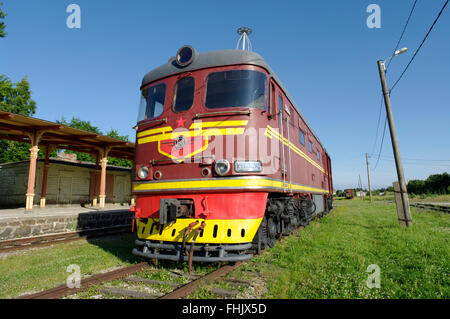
<box><xmin>425</xmin><ymin>173</ymin><xmax>450</xmax><ymax>194</ymax></box>
<box><xmin>105</xmin><ymin>129</ymin><xmax>132</xmax><ymax>167</ymax></box>
<box><xmin>56</xmin><ymin>116</ymin><xmax>102</xmax><ymax>134</ymax></box>
<box><xmin>407</xmin><ymin>179</ymin><xmax>426</xmax><ymax>195</ymax></box>
<box><xmin>0</xmin><ymin>140</ymin><xmax>32</xmax><ymax>163</ymax></box>
<box><xmin>405</xmin><ymin>173</ymin><xmax>450</xmax><ymax>195</ymax></box>
<box><xmin>55</xmin><ymin>116</ymin><xmax>102</xmax><ymax>163</ymax></box>
<box><xmin>0</xmin><ymin>75</ymin><xmax>36</xmax><ymax>116</ymax></box>
<box><xmin>0</xmin><ymin>75</ymin><xmax>38</xmax><ymax>163</ymax></box>
<box><xmin>55</xmin><ymin>117</ymin><xmax>132</xmax><ymax>167</ymax></box>
<box><xmin>336</xmin><ymin>189</ymin><xmax>344</xmax><ymax>197</ymax></box>
<box><xmin>0</xmin><ymin>2</ymin><xmax>6</xmax><ymax>38</ymax></box>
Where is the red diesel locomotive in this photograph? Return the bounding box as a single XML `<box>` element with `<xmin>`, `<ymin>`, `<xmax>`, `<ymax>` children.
<box><xmin>131</xmin><ymin>45</ymin><xmax>333</xmax><ymax>263</ymax></box>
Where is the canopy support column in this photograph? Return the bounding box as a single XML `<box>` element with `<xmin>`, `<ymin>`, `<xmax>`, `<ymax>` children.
<box><xmin>98</xmin><ymin>146</ymin><xmax>112</xmax><ymax>209</ymax></box>
<box><xmin>25</xmin><ymin>130</ymin><xmax>45</xmax><ymax>211</ymax></box>
<box><xmin>39</xmin><ymin>144</ymin><xmax>54</xmax><ymax>208</ymax></box>
<box><xmin>92</xmin><ymin>154</ymin><xmax>100</xmax><ymax>207</ymax></box>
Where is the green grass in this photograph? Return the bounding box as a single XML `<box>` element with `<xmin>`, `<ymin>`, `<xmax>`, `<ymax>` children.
<box><xmin>336</xmin><ymin>193</ymin><xmax>450</xmax><ymax>203</ymax></box>
<box><xmin>242</xmin><ymin>200</ymin><xmax>449</xmax><ymax>298</ymax></box>
<box><xmin>1</xmin><ymin>200</ymin><xmax>448</xmax><ymax>299</ymax></box>
<box><xmin>0</xmin><ymin>234</ymin><xmax>142</xmax><ymax>299</ymax></box>
<box><xmin>409</xmin><ymin>193</ymin><xmax>450</xmax><ymax>203</ymax></box>
<box><xmin>0</xmin><ymin>232</ymin><xmax>220</xmax><ymax>299</ymax></box>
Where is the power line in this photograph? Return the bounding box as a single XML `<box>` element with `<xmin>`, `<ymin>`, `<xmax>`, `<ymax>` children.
<box><xmin>372</xmin><ymin>0</ymin><xmax>449</xmax><ymax>169</ymax></box>
<box><xmin>366</xmin><ymin>153</ymin><xmax>450</xmax><ymax>162</ymax></box>
<box><xmin>373</xmin><ymin>115</ymin><xmax>388</xmax><ymax>171</ymax></box>
<box><xmin>371</xmin><ymin>0</ymin><xmax>418</xmax><ymax>168</ymax></box>
<box><xmin>387</xmin><ymin>0</ymin><xmax>419</xmax><ymax>69</ymax></box>
<box><xmin>377</xmin><ymin>158</ymin><xmax>450</xmax><ymax>167</ymax></box>
<box><xmin>377</xmin><ymin>155</ymin><xmax>450</xmax><ymax>162</ymax></box>
<box><xmin>390</xmin><ymin>0</ymin><xmax>449</xmax><ymax>92</ymax></box>
<box><xmin>370</xmin><ymin>96</ymin><xmax>384</xmax><ymax>156</ymax></box>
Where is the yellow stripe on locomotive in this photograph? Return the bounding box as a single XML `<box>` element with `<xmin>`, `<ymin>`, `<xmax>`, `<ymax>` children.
<box><xmin>136</xmin><ymin>218</ymin><xmax>263</xmax><ymax>244</ymax></box>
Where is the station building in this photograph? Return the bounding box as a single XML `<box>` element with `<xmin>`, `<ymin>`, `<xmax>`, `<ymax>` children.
<box><xmin>0</xmin><ymin>110</ymin><xmax>135</xmax><ymax>210</ymax></box>
<box><xmin>0</xmin><ymin>153</ymin><xmax>132</xmax><ymax>208</ymax></box>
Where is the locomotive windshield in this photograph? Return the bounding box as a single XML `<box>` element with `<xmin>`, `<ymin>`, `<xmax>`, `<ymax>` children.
<box><xmin>173</xmin><ymin>77</ymin><xmax>195</xmax><ymax>112</ymax></box>
<box><xmin>137</xmin><ymin>69</ymin><xmax>268</xmax><ymax>122</ymax></box>
<box><xmin>205</xmin><ymin>70</ymin><xmax>267</xmax><ymax>109</ymax></box>
<box><xmin>137</xmin><ymin>83</ymin><xmax>166</xmax><ymax>122</ymax></box>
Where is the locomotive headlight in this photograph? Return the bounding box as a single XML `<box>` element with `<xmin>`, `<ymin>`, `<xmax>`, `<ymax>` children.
<box><xmin>234</xmin><ymin>160</ymin><xmax>262</xmax><ymax>173</ymax></box>
<box><xmin>214</xmin><ymin>159</ymin><xmax>230</xmax><ymax>176</ymax></box>
<box><xmin>137</xmin><ymin>166</ymin><xmax>149</xmax><ymax>179</ymax></box>
<box><xmin>175</xmin><ymin>45</ymin><xmax>197</xmax><ymax>67</ymax></box>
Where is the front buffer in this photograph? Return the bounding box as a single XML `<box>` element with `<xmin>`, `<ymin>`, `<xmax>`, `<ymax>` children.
<box><xmin>131</xmin><ymin>192</ymin><xmax>267</xmax><ymax>262</ymax></box>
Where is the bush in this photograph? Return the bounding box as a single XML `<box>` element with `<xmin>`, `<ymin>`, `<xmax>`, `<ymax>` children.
<box><xmin>407</xmin><ymin>172</ymin><xmax>450</xmax><ymax>196</ymax></box>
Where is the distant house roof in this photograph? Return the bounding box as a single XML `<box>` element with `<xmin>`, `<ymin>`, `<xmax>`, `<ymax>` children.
<box><xmin>0</xmin><ymin>111</ymin><xmax>135</xmax><ymax>161</ymax></box>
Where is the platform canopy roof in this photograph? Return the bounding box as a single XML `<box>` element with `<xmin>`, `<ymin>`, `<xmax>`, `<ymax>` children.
<box><xmin>0</xmin><ymin>111</ymin><xmax>135</xmax><ymax>161</ymax></box>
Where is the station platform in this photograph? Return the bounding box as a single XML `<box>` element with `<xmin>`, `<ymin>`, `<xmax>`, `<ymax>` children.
<box><xmin>0</xmin><ymin>204</ymin><xmax>133</xmax><ymax>240</ymax></box>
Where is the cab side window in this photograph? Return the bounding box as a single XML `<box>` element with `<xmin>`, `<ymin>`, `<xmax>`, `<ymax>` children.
<box><xmin>143</xmin><ymin>83</ymin><xmax>166</xmax><ymax>119</ymax></box>
<box><xmin>173</xmin><ymin>77</ymin><xmax>195</xmax><ymax>112</ymax></box>
<box><xmin>299</xmin><ymin>130</ymin><xmax>305</xmax><ymax>146</ymax></box>
<box><xmin>269</xmin><ymin>83</ymin><xmax>275</xmax><ymax>116</ymax></box>
<box><xmin>278</xmin><ymin>95</ymin><xmax>283</xmax><ymax>115</ymax></box>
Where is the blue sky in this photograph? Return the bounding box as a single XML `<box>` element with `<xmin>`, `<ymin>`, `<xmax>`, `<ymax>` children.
<box><xmin>1</xmin><ymin>0</ymin><xmax>449</xmax><ymax>190</ymax></box>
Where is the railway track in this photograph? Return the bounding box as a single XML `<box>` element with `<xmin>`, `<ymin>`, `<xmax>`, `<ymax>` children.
<box><xmin>410</xmin><ymin>202</ymin><xmax>450</xmax><ymax>213</ymax></box>
<box><xmin>13</xmin><ymin>208</ymin><xmax>318</xmax><ymax>300</ymax></box>
<box><xmin>17</xmin><ymin>260</ymin><xmax>254</xmax><ymax>299</ymax></box>
<box><xmin>0</xmin><ymin>225</ymin><xmax>131</xmax><ymax>253</ymax></box>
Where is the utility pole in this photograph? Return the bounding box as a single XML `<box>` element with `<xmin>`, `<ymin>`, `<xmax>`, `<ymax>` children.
<box><xmin>377</xmin><ymin>60</ymin><xmax>412</xmax><ymax>227</ymax></box>
<box><xmin>366</xmin><ymin>153</ymin><xmax>373</xmax><ymax>202</ymax></box>
<box><xmin>358</xmin><ymin>174</ymin><xmax>365</xmax><ymax>200</ymax></box>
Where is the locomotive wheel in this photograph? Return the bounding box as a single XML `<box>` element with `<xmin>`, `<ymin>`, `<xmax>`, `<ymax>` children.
<box><xmin>307</xmin><ymin>201</ymin><xmax>317</xmax><ymax>220</ymax></box>
<box><xmin>266</xmin><ymin>217</ymin><xmax>277</xmax><ymax>248</ymax></box>
<box><xmin>252</xmin><ymin>226</ymin><xmax>263</xmax><ymax>254</ymax></box>
<box><xmin>299</xmin><ymin>218</ymin><xmax>308</xmax><ymax>227</ymax></box>
<box><xmin>252</xmin><ymin>216</ymin><xmax>276</xmax><ymax>252</ymax></box>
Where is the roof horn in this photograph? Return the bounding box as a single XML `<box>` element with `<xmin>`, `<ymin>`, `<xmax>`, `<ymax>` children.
<box><xmin>236</xmin><ymin>27</ymin><xmax>252</xmax><ymax>51</ymax></box>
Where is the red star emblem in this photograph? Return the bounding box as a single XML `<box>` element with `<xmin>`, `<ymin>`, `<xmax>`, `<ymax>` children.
<box><xmin>176</xmin><ymin>116</ymin><xmax>186</xmax><ymax>127</ymax></box>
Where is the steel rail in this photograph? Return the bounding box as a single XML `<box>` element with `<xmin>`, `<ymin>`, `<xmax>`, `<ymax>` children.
<box><xmin>160</xmin><ymin>262</ymin><xmax>243</xmax><ymax>299</ymax></box>
<box><xmin>16</xmin><ymin>261</ymin><xmax>243</xmax><ymax>300</ymax></box>
<box><xmin>14</xmin><ymin>207</ymin><xmax>324</xmax><ymax>299</ymax></box>
<box><xmin>16</xmin><ymin>262</ymin><xmax>152</xmax><ymax>299</ymax></box>
<box><xmin>410</xmin><ymin>202</ymin><xmax>450</xmax><ymax>213</ymax></box>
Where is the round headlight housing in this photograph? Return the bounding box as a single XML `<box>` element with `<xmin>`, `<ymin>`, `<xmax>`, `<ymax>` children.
<box><xmin>214</xmin><ymin>159</ymin><xmax>230</xmax><ymax>176</ymax></box>
<box><xmin>176</xmin><ymin>45</ymin><xmax>197</xmax><ymax>67</ymax></box>
<box><xmin>137</xmin><ymin>166</ymin><xmax>149</xmax><ymax>179</ymax></box>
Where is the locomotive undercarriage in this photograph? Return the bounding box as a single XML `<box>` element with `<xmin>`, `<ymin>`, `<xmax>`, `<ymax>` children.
<box><xmin>133</xmin><ymin>240</ymin><xmax>253</xmax><ymax>263</ymax></box>
<box><xmin>132</xmin><ymin>194</ymin><xmax>333</xmax><ymax>263</ymax></box>
<box><xmin>251</xmin><ymin>195</ymin><xmax>333</xmax><ymax>254</ymax></box>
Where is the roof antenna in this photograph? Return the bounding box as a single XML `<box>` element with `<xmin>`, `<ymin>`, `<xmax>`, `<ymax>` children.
<box><xmin>236</xmin><ymin>27</ymin><xmax>252</xmax><ymax>51</ymax></box>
